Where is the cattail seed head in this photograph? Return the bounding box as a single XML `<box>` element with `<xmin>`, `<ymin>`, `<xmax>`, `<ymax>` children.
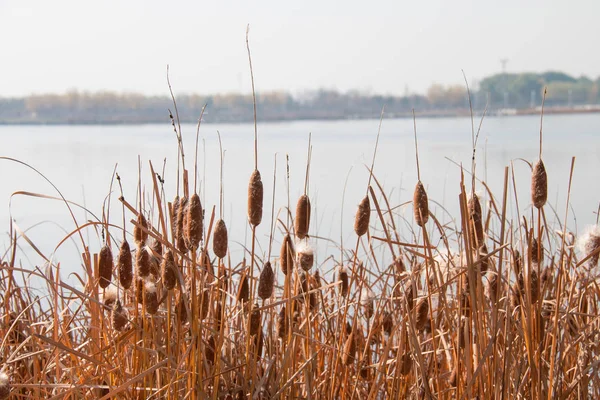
<box><xmin>468</xmin><ymin>194</ymin><xmax>484</xmax><ymax>248</ymax></box>
<box><xmin>0</xmin><ymin>370</ymin><xmax>9</xmax><ymax>400</ymax></box>
<box><xmin>150</xmin><ymin>239</ymin><xmax>163</xmax><ymax>258</ymax></box>
<box><xmin>136</xmin><ymin>244</ymin><xmax>151</xmax><ymax>278</ymax></box>
<box><xmin>258</xmin><ymin>261</ymin><xmax>274</xmax><ymax>300</ymax></box>
<box><xmin>112</xmin><ymin>300</ymin><xmax>128</xmax><ymax>331</ymax></box>
<box><xmin>277</xmin><ymin>306</ymin><xmax>288</xmax><ymax>339</ymax></box>
<box><xmin>392</xmin><ymin>257</ymin><xmax>406</xmax><ymax>275</ymax></box>
<box><xmin>578</xmin><ymin>225</ymin><xmax>600</xmax><ymax>269</ymax></box>
<box><xmin>98</xmin><ymin>245</ymin><xmax>113</xmax><ymax>289</ymax></box>
<box><xmin>177</xmin><ymin>295</ymin><xmax>188</xmax><ymax>323</ymax></box>
<box><xmin>478</xmin><ymin>244</ymin><xmax>489</xmax><ymax>275</ymax></box>
<box><xmin>184</xmin><ymin>193</ymin><xmax>203</xmax><ymax>251</ymax></box>
<box><xmin>400</xmin><ymin>353</ymin><xmax>412</xmax><ymax>376</ymax></box>
<box><xmin>247</xmin><ymin>169</ymin><xmax>263</xmax><ymax>227</ymax></box>
<box><xmin>354</xmin><ymin>195</ymin><xmax>370</xmax><ymax>236</ymax></box>
<box><xmin>249</xmin><ymin>304</ymin><xmax>261</xmax><ymax>336</ymax></box>
<box><xmin>213</xmin><ymin>219</ymin><xmax>228</xmax><ymax>259</ymax></box>
<box><xmin>342</xmin><ymin>331</ymin><xmax>356</xmax><ymax>365</ymax></box>
<box><xmin>529</xmin><ymin>267</ymin><xmax>540</xmax><ymax>304</ymax></box>
<box><xmin>404</xmin><ymin>284</ymin><xmax>414</xmax><ymax>311</ymax></box>
<box><xmin>531</xmin><ymin>159</ymin><xmax>547</xmax><ymax>209</ymax></box>
<box><xmin>296</xmin><ymin>241</ymin><xmax>314</xmax><ymax>271</ymax></box>
<box><xmin>102</xmin><ymin>287</ymin><xmax>117</xmax><ymax>309</ymax></box>
<box><xmin>200</xmin><ymin>289</ymin><xmax>210</xmax><ymax>320</ymax></box>
<box><xmin>338</xmin><ymin>267</ymin><xmax>349</xmax><ymax>297</ymax></box>
<box><xmin>161</xmin><ymin>249</ymin><xmax>177</xmax><ymax>290</ymax></box>
<box><xmin>382</xmin><ymin>312</ymin><xmax>393</xmax><ymax>336</ymax></box>
<box><xmin>413</xmin><ymin>181</ymin><xmax>429</xmax><ymax>227</ymax></box>
<box><xmin>486</xmin><ymin>272</ymin><xmax>498</xmax><ymax>302</ymax></box>
<box><xmin>144</xmin><ymin>282</ymin><xmax>159</xmax><ymax>315</ymax></box>
<box><xmin>175</xmin><ymin>196</ymin><xmax>188</xmax><ymax>252</ymax></box>
<box><xmin>280</xmin><ymin>234</ymin><xmax>295</xmax><ymax>275</ymax></box>
<box><xmin>295</xmin><ymin>194</ymin><xmax>311</xmax><ymax>239</ymax></box>
<box><xmin>135</xmin><ymin>278</ymin><xmax>145</xmax><ymax>304</ymax></box>
<box><xmin>133</xmin><ymin>213</ymin><xmax>149</xmax><ymax>246</ymax></box>
<box><xmin>530</xmin><ymin>237</ymin><xmax>543</xmax><ymax>265</ymax></box>
<box><xmin>415</xmin><ymin>297</ymin><xmax>429</xmax><ymax>331</ymax></box>
<box><xmin>117</xmin><ymin>240</ymin><xmax>133</xmax><ymax>289</ymax></box>
<box><xmin>237</xmin><ymin>274</ymin><xmax>249</xmax><ymax>304</ymax></box>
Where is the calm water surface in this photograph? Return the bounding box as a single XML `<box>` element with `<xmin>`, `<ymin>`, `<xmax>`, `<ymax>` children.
<box><xmin>1</xmin><ymin>114</ymin><xmax>599</xmax><ymax>277</ymax></box>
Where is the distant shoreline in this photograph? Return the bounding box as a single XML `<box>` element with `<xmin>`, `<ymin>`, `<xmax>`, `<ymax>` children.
<box><xmin>0</xmin><ymin>106</ymin><xmax>598</xmax><ymax>126</ymax></box>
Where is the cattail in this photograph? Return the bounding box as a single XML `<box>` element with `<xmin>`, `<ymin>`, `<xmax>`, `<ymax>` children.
<box><xmin>237</xmin><ymin>274</ymin><xmax>249</xmax><ymax>304</ymax></box>
<box><xmin>309</xmin><ymin>270</ymin><xmax>321</xmax><ymax>311</ymax></box>
<box><xmin>279</xmin><ymin>234</ymin><xmax>294</xmax><ymax>275</ymax></box>
<box><xmin>112</xmin><ymin>300</ymin><xmax>128</xmax><ymax>331</ymax></box>
<box><xmin>338</xmin><ymin>267</ymin><xmax>349</xmax><ymax>297</ymax></box>
<box><xmin>175</xmin><ymin>196</ymin><xmax>188</xmax><ymax>252</ymax></box>
<box><xmin>277</xmin><ymin>306</ymin><xmax>287</xmax><ymax>339</ymax></box>
<box><xmin>529</xmin><ymin>268</ymin><xmax>539</xmax><ymax>304</ymax></box>
<box><xmin>295</xmin><ymin>194</ymin><xmax>311</xmax><ymax>239</ymax></box>
<box><xmin>578</xmin><ymin>225</ymin><xmax>600</xmax><ymax>269</ymax></box>
<box><xmin>144</xmin><ymin>281</ymin><xmax>159</xmax><ymax>315</ymax></box>
<box><xmin>150</xmin><ymin>239</ymin><xmax>163</xmax><ymax>258</ymax></box>
<box><xmin>136</xmin><ymin>244</ymin><xmax>151</xmax><ymax>278</ymax></box>
<box><xmin>258</xmin><ymin>261</ymin><xmax>274</xmax><ymax>300</ymax></box>
<box><xmin>404</xmin><ymin>284</ymin><xmax>414</xmax><ymax>311</ymax></box>
<box><xmin>392</xmin><ymin>257</ymin><xmax>406</xmax><ymax>275</ymax></box>
<box><xmin>102</xmin><ymin>287</ymin><xmax>117</xmax><ymax>309</ymax></box>
<box><xmin>478</xmin><ymin>244</ymin><xmax>489</xmax><ymax>275</ymax></box>
<box><xmin>449</xmin><ymin>365</ymin><xmax>458</xmax><ymax>387</ymax></box>
<box><xmin>200</xmin><ymin>289</ymin><xmax>210</xmax><ymax>320</ymax></box>
<box><xmin>361</xmin><ymin>288</ymin><xmax>374</xmax><ymax>320</ymax></box>
<box><xmin>415</xmin><ymin>298</ymin><xmax>429</xmax><ymax>331</ymax></box>
<box><xmin>530</xmin><ymin>237</ymin><xmax>543</xmax><ymax>265</ymax></box>
<box><xmin>161</xmin><ymin>249</ymin><xmax>177</xmax><ymax>290</ymax></box>
<box><xmin>117</xmin><ymin>240</ymin><xmax>133</xmax><ymax>289</ymax></box>
<box><xmin>382</xmin><ymin>312</ymin><xmax>393</xmax><ymax>336</ymax></box>
<box><xmin>354</xmin><ymin>195</ymin><xmax>370</xmax><ymax>236</ymax></box>
<box><xmin>214</xmin><ymin>302</ymin><xmax>223</xmax><ymax>333</ymax></box>
<box><xmin>249</xmin><ymin>304</ymin><xmax>261</xmax><ymax>336</ymax></box>
<box><xmin>298</xmin><ymin>272</ymin><xmax>310</xmax><ymax>299</ymax></box>
<box><xmin>531</xmin><ymin>159</ymin><xmax>547</xmax><ymax>208</ymax></box>
<box><xmin>413</xmin><ymin>181</ymin><xmax>429</xmax><ymax>227</ymax></box>
<box><xmin>342</xmin><ymin>331</ymin><xmax>356</xmax><ymax>365</ymax></box>
<box><xmin>98</xmin><ymin>244</ymin><xmax>113</xmax><ymax>289</ymax></box>
<box><xmin>296</xmin><ymin>241</ymin><xmax>314</xmax><ymax>271</ymax></box>
<box><xmin>135</xmin><ymin>278</ymin><xmax>145</xmax><ymax>304</ymax></box>
<box><xmin>171</xmin><ymin>195</ymin><xmax>179</xmax><ymax>234</ymax></box>
<box><xmin>248</xmin><ymin>169</ymin><xmax>263</xmax><ymax>227</ymax></box>
<box><xmin>253</xmin><ymin>330</ymin><xmax>264</xmax><ymax>361</ymax></box>
<box><xmin>400</xmin><ymin>353</ymin><xmax>412</xmax><ymax>376</ymax></box>
<box><xmin>0</xmin><ymin>370</ymin><xmax>9</xmax><ymax>400</ymax></box>
<box><xmin>468</xmin><ymin>194</ymin><xmax>484</xmax><ymax>248</ymax></box>
<box><xmin>133</xmin><ymin>213</ymin><xmax>149</xmax><ymax>246</ymax></box>
<box><xmin>177</xmin><ymin>295</ymin><xmax>188</xmax><ymax>323</ymax></box>
<box><xmin>213</xmin><ymin>219</ymin><xmax>228</xmax><ymax>259</ymax></box>
<box><xmin>185</xmin><ymin>193</ymin><xmax>203</xmax><ymax>251</ymax></box>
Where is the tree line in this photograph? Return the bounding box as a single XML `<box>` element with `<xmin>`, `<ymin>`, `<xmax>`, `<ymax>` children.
<box><xmin>1</xmin><ymin>71</ymin><xmax>598</xmax><ymax>124</ymax></box>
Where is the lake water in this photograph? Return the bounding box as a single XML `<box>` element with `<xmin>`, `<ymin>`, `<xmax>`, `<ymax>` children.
<box><xmin>1</xmin><ymin>113</ymin><xmax>599</xmax><ymax>278</ymax></box>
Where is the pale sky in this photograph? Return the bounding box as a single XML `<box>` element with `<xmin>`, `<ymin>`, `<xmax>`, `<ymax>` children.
<box><xmin>1</xmin><ymin>0</ymin><xmax>599</xmax><ymax>97</ymax></box>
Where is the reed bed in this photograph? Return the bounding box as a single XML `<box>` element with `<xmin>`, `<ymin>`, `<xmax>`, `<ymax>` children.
<box><xmin>1</xmin><ymin>59</ymin><xmax>600</xmax><ymax>400</ymax></box>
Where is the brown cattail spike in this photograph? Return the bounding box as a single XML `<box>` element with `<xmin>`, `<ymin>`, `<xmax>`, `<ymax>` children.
<box><xmin>117</xmin><ymin>240</ymin><xmax>133</xmax><ymax>289</ymax></box>
<box><xmin>531</xmin><ymin>159</ymin><xmax>547</xmax><ymax>208</ymax></box>
<box><xmin>98</xmin><ymin>245</ymin><xmax>113</xmax><ymax>289</ymax></box>
<box><xmin>205</xmin><ymin>335</ymin><xmax>216</xmax><ymax>365</ymax></box>
<box><xmin>0</xmin><ymin>370</ymin><xmax>10</xmax><ymax>400</ymax></box>
<box><xmin>161</xmin><ymin>249</ymin><xmax>177</xmax><ymax>290</ymax></box>
<box><xmin>213</xmin><ymin>219</ymin><xmax>228</xmax><ymax>259</ymax></box>
<box><xmin>280</xmin><ymin>234</ymin><xmax>294</xmax><ymax>275</ymax></box>
<box><xmin>185</xmin><ymin>193</ymin><xmax>203</xmax><ymax>251</ymax></box>
<box><xmin>354</xmin><ymin>195</ymin><xmax>370</xmax><ymax>236</ymax></box>
<box><xmin>133</xmin><ymin>213</ymin><xmax>149</xmax><ymax>246</ymax></box>
<box><xmin>530</xmin><ymin>238</ymin><xmax>543</xmax><ymax>265</ymax></box>
<box><xmin>249</xmin><ymin>304</ymin><xmax>261</xmax><ymax>336</ymax></box>
<box><xmin>237</xmin><ymin>274</ymin><xmax>249</xmax><ymax>304</ymax></box>
<box><xmin>297</xmin><ymin>242</ymin><xmax>314</xmax><ymax>271</ymax></box>
<box><xmin>200</xmin><ymin>289</ymin><xmax>210</xmax><ymax>320</ymax></box>
<box><xmin>144</xmin><ymin>282</ymin><xmax>159</xmax><ymax>315</ymax></box>
<box><xmin>177</xmin><ymin>295</ymin><xmax>188</xmax><ymax>323</ymax></box>
<box><xmin>295</xmin><ymin>194</ymin><xmax>311</xmax><ymax>239</ymax></box>
<box><xmin>248</xmin><ymin>169</ymin><xmax>263</xmax><ymax>227</ymax></box>
<box><xmin>581</xmin><ymin>226</ymin><xmax>600</xmax><ymax>268</ymax></box>
<box><xmin>175</xmin><ymin>196</ymin><xmax>188</xmax><ymax>252</ymax></box>
<box><xmin>382</xmin><ymin>312</ymin><xmax>393</xmax><ymax>336</ymax></box>
<box><xmin>258</xmin><ymin>261</ymin><xmax>274</xmax><ymax>300</ymax></box>
<box><xmin>136</xmin><ymin>244</ymin><xmax>151</xmax><ymax>278</ymax></box>
<box><xmin>468</xmin><ymin>194</ymin><xmax>484</xmax><ymax>248</ymax></box>
<box><xmin>338</xmin><ymin>267</ymin><xmax>349</xmax><ymax>297</ymax></box>
<box><xmin>415</xmin><ymin>298</ymin><xmax>429</xmax><ymax>331</ymax></box>
<box><xmin>413</xmin><ymin>181</ymin><xmax>429</xmax><ymax>227</ymax></box>
<box><xmin>112</xmin><ymin>300</ymin><xmax>128</xmax><ymax>331</ymax></box>
<box><xmin>277</xmin><ymin>306</ymin><xmax>287</xmax><ymax>339</ymax></box>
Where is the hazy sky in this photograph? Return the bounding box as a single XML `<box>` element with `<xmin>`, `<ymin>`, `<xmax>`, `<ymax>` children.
<box><xmin>1</xmin><ymin>0</ymin><xmax>599</xmax><ymax>97</ymax></box>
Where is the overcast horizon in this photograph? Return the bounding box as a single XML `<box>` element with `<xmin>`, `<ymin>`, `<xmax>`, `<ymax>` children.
<box><xmin>1</xmin><ymin>0</ymin><xmax>599</xmax><ymax>97</ymax></box>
